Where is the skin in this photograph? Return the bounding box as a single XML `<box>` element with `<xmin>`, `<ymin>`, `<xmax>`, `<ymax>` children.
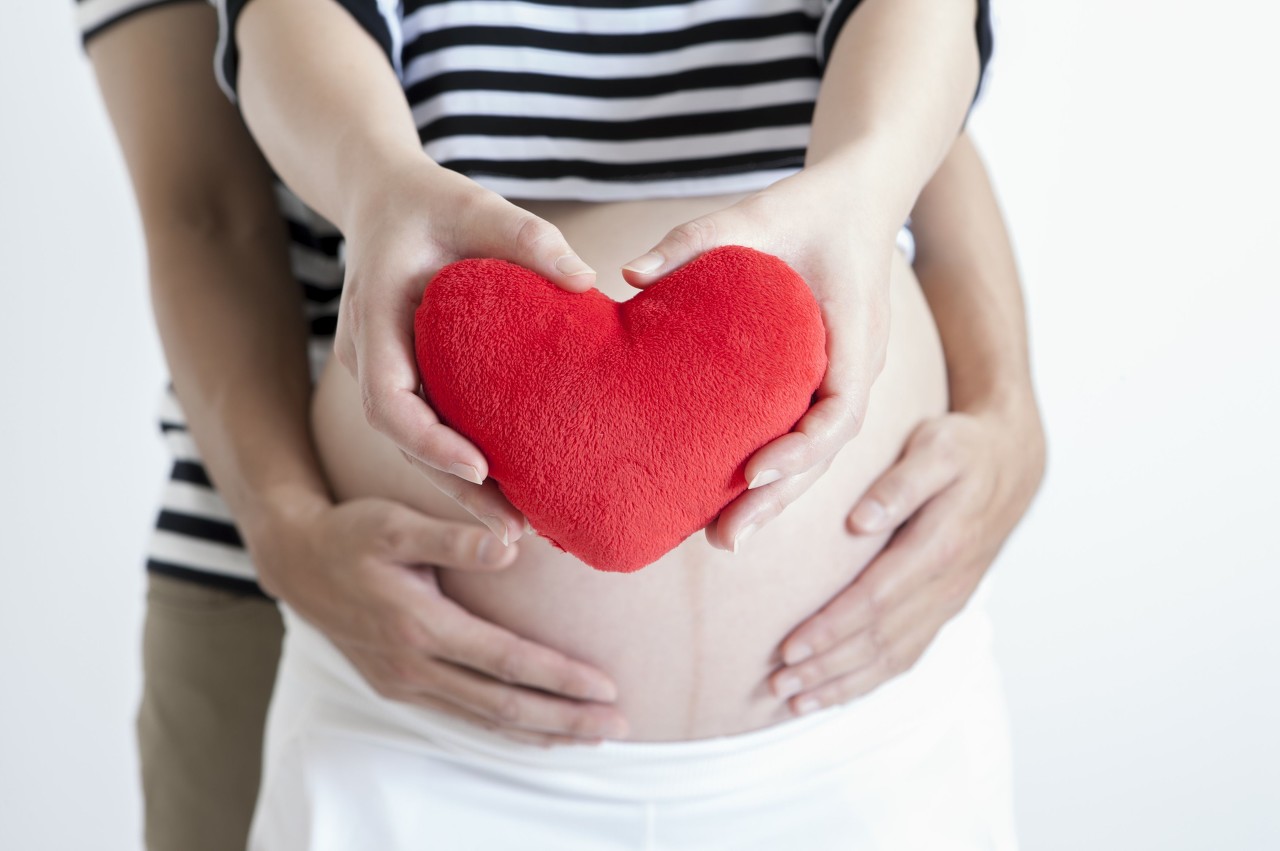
<box><xmin>227</xmin><ymin>0</ymin><xmax>1045</xmax><ymax>731</ymax></box>
<box><xmin>767</xmin><ymin>133</ymin><xmax>1047</xmax><ymax>716</ymax></box>
<box><xmin>86</xmin><ymin>1</ymin><xmax>623</xmax><ymax>748</ymax></box>
<box><xmin>230</xmin><ymin>0</ymin><xmax>983</xmax><ymax>550</ymax></box>
<box><xmin>91</xmin><ymin>0</ymin><xmax>1044</xmax><ymax>744</ymax></box>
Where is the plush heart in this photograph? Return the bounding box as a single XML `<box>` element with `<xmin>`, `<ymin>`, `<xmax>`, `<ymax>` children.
<box><xmin>413</xmin><ymin>244</ymin><xmax>828</xmax><ymax>573</ymax></box>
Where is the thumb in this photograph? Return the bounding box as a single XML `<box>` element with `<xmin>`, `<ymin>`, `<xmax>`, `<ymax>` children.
<box><xmin>621</xmin><ymin>215</ymin><xmax>726</xmax><ymax>289</ymax></box>
<box><xmin>504</xmin><ymin>213</ymin><xmax>597</xmax><ymax>293</ymax></box>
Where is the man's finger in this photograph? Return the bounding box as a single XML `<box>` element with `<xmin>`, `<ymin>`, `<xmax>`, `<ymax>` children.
<box><xmin>847</xmin><ymin>424</ymin><xmax>961</xmax><ymax>535</ymax></box>
<box><xmin>380</xmin><ymin>502</ymin><xmax>518</xmax><ymax>571</ymax></box>
<box><xmin>342</xmin><ymin>646</ymin><xmax>602</xmax><ymax>746</ymax></box>
<box><xmin>777</xmin><ymin>495</ymin><xmax>958</xmax><ymax>665</ymax></box>
<box><xmin>421</xmin><ymin>658</ymin><xmax>629</xmax><ymax>739</ymax></box>
<box><xmin>425</xmin><ymin>594</ymin><xmax>621</xmax><ymax>705</ymax></box>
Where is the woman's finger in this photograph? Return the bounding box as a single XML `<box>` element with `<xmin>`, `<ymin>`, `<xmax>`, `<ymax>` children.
<box><xmin>620</xmin><ymin>213</ymin><xmax>729</xmax><ymax>287</ymax></box>
<box><xmin>704</xmin><ymin>461</ymin><xmax>829</xmax><ymax>551</ymax></box>
<box><xmin>846</xmin><ymin>421</ymin><xmax>963</xmax><ymax>535</ymax></box>
<box><xmin>399</xmin><ymin>452</ymin><xmax>527</xmax><ymax>546</ymax></box>
<box><xmin>740</xmin><ymin>392</ymin><xmax>859</xmax><ymax>490</ymax></box>
<box><xmin>460</xmin><ymin>195</ymin><xmax>596</xmax><ymax>293</ymax></box>
<box><xmin>354</xmin><ymin>271</ymin><xmax>489</xmax><ymax>480</ymax></box>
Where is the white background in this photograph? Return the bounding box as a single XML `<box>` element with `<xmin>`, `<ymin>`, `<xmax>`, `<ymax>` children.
<box><xmin>2</xmin><ymin>1</ymin><xmax>1278</xmax><ymax>849</ymax></box>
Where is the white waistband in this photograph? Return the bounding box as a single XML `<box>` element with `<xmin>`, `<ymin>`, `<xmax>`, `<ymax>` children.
<box><xmin>274</xmin><ymin>586</ymin><xmax>998</xmax><ymax>801</ymax></box>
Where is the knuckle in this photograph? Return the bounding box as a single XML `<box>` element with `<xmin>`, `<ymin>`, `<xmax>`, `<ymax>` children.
<box><xmin>360</xmin><ymin>387</ymin><xmax>385</xmax><ymax>429</ymax></box>
<box><xmin>670</xmin><ymin>217</ymin><xmax>717</xmax><ymax>254</ymax></box>
<box><xmin>492</xmin><ymin>643</ymin><xmax>525</xmax><ymax>683</ymax></box>
<box><xmin>384</xmin><ymin>614</ymin><xmax>427</xmax><ymax>649</ymax></box>
<box><xmin>511</xmin><ymin>214</ymin><xmax>560</xmax><ymax>256</ymax></box>
<box><xmin>373</xmin><ymin>514</ymin><xmax>408</xmax><ymax>555</ymax></box>
<box><xmin>864</xmin><ymin>584</ymin><xmax>889</xmax><ymax>621</ymax></box>
<box><xmin>494</xmin><ymin>692</ymin><xmax>524</xmax><ymax>725</ymax></box>
<box><xmin>866</xmin><ymin>624</ymin><xmax>890</xmax><ymax>659</ymax></box>
<box><xmin>567</xmin><ymin>711</ymin><xmax>600</xmax><ymax>738</ymax></box>
<box><xmin>370</xmin><ymin>677</ymin><xmax>398</xmax><ymax>700</ymax></box>
<box><xmin>433</xmin><ymin>523</ymin><xmax>467</xmax><ymax>564</ymax></box>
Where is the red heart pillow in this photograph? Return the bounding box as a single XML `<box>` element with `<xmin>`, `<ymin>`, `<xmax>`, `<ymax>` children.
<box><xmin>413</xmin><ymin>244</ymin><xmax>827</xmax><ymax>573</ymax></box>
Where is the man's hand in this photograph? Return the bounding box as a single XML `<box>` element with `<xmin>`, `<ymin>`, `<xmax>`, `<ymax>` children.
<box><xmin>766</xmin><ymin>405</ymin><xmax>1045</xmax><ymax>715</ymax></box>
<box><xmin>245</xmin><ymin>492</ymin><xmax>629</xmax><ymax>747</ymax></box>
<box><xmin>619</xmin><ymin>163</ymin><xmax>899</xmax><ymax>552</ymax></box>
<box><xmin>335</xmin><ymin>164</ymin><xmax>598</xmax><ymax>546</ymax></box>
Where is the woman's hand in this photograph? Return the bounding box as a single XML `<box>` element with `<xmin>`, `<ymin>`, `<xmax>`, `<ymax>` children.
<box><xmin>245</xmin><ymin>490</ymin><xmax>629</xmax><ymax>746</ymax></box>
<box><xmin>335</xmin><ymin>163</ymin><xmax>598</xmax><ymax>546</ymax></box>
<box><xmin>765</xmin><ymin>403</ymin><xmax>1045</xmax><ymax>716</ymax></box>
<box><xmin>619</xmin><ymin>163</ymin><xmax>900</xmax><ymax>552</ymax></box>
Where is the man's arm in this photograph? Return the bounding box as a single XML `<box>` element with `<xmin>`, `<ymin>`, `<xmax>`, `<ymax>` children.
<box><xmin>87</xmin><ymin>1</ymin><xmax>332</xmax><ymax>537</ymax></box>
<box><xmin>86</xmin><ymin>2</ymin><xmax>625</xmax><ymax>743</ymax></box>
<box><xmin>768</xmin><ymin>132</ymin><xmax>1047</xmax><ymax>712</ymax></box>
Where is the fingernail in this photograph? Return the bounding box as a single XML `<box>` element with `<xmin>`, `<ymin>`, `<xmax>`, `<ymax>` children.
<box><xmin>796</xmin><ymin>696</ymin><xmax>822</xmax><ymax>715</ymax></box>
<box><xmin>748</xmin><ymin>468</ymin><xmax>783</xmax><ymax>489</ymax></box>
<box><xmin>555</xmin><ymin>253</ymin><xmax>594</xmax><ymax>277</ymax></box>
<box><xmin>850</xmin><ymin>498</ymin><xmax>888</xmax><ymax>533</ymax></box>
<box><xmin>731</xmin><ymin>522</ymin><xmax>759</xmax><ymax>553</ymax></box>
<box><xmin>449</xmin><ymin>462</ymin><xmax>484</xmax><ymax>485</ymax></box>
<box><xmin>775</xmin><ymin>674</ymin><xmax>803</xmax><ymax>699</ymax></box>
<box><xmin>523</xmin><ymin>518</ymin><xmax>535</xmax><ymax>536</ymax></box>
<box><xmin>479</xmin><ymin>514</ymin><xmax>510</xmax><ymax>547</ymax></box>
<box><xmin>783</xmin><ymin>642</ymin><xmax>813</xmax><ymax>666</ymax></box>
<box><xmin>622</xmin><ymin>252</ymin><xmax>663</xmax><ymax>274</ymax></box>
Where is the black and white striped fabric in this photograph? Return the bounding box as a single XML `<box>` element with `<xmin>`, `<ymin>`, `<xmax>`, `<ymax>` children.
<box><xmin>79</xmin><ymin>0</ymin><xmax>348</xmax><ymax>594</ymax></box>
<box><xmin>79</xmin><ymin>0</ymin><xmax>989</xmax><ymax>594</ymax></box>
<box><xmin>216</xmin><ymin>0</ymin><xmax>994</xmax><ymax>200</ymax></box>
<box><xmin>143</xmin><ymin>186</ymin><xmax>343</xmax><ymax>594</ymax></box>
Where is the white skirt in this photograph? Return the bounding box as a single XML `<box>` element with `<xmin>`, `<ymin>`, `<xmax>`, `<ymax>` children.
<box><xmin>249</xmin><ymin>582</ymin><xmax>1018</xmax><ymax>851</ymax></box>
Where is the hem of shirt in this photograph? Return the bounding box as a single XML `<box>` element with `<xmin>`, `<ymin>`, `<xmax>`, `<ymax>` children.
<box><xmin>78</xmin><ymin>0</ymin><xmax>205</xmax><ymax>50</ymax></box>
<box><xmin>147</xmin><ymin>558</ymin><xmax>272</xmax><ymax>600</ymax></box>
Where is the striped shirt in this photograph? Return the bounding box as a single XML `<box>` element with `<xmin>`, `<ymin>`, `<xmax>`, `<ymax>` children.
<box><xmin>77</xmin><ymin>0</ymin><xmax>991</xmax><ymax>594</ymax></box>
<box><xmin>216</xmin><ymin>0</ymin><xmax>993</xmax><ymax>200</ymax></box>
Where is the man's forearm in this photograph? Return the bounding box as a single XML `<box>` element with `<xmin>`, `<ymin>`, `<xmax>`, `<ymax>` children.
<box><xmin>230</xmin><ymin>0</ymin><xmax>430</xmax><ymax>236</ymax></box>
<box><xmin>798</xmin><ymin>0</ymin><xmax>983</xmax><ymax>235</ymax></box>
<box><xmin>910</xmin><ymin>133</ymin><xmax>1038</xmax><ymax>416</ymax></box>
<box><xmin>148</xmin><ymin>223</ymin><xmax>334</xmax><ymax>543</ymax></box>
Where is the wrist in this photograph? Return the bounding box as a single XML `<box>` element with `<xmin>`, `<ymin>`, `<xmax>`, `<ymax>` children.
<box><xmin>336</xmin><ymin>141</ymin><xmax>445</xmax><ymax>236</ymax></box>
<box><xmin>960</xmin><ymin>386</ymin><xmax>1046</xmax><ymax>467</ymax></box>
<box><xmin>240</xmin><ymin>480</ymin><xmax>333</xmax><ymax>555</ymax></box>
<box><xmin>788</xmin><ymin>133</ymin><xmax>918</xmax><ymax>237</ymax></box>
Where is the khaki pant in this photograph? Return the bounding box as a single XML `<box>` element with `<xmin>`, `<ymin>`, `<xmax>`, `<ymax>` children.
<box><xmin>137</xmin><ymin>572</ymin><xmax>283</xmax><ymax>851</ymax></box>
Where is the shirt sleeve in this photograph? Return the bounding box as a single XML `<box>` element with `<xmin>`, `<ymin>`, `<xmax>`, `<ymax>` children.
<box><xmin>74</xmin><ymin>0</ymin><xmax>205</xmax><ymax>48</ymax></box>
<box><xmin>814</xmin><ymin>0</ymin><xmax>995</xmax><ymax>109</ymax></box>
<box><xmin>212</xmin><ymin>0</ymin><xmax>403</xmax><ymax>103</ymax></box>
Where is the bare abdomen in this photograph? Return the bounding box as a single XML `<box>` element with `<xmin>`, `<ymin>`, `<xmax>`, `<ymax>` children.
<box><xmin>309</xmin><ymin>192</ymin><xmax>947</xmax><ymax>740</ymax></box>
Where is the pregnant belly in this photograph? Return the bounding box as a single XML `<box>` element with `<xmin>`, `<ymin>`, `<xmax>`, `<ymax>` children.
<box><xmin>309</xmin><ymin>191</ymin><xmax>948</xmax><ymax>741</ymax></box>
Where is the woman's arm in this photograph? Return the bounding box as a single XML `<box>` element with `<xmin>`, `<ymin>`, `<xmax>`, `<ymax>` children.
<box><xmin>87</xmin><ymin>2</ymin><xmax>625</xmax><ymax>743</ymax></box>
<box><xmin>620</xmin><ymin>0</ymin><xmax>990</xmax><ymax>550</ymax></box>
<box><xmin>768</xmin><ymin>132</ymin><xmax>1047</xmax><ymax>714</ymax></box>
<box><xmin>219</xmin><ymin>0</ymin><xmax>599</xmax><ymax>544</ymax></box>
